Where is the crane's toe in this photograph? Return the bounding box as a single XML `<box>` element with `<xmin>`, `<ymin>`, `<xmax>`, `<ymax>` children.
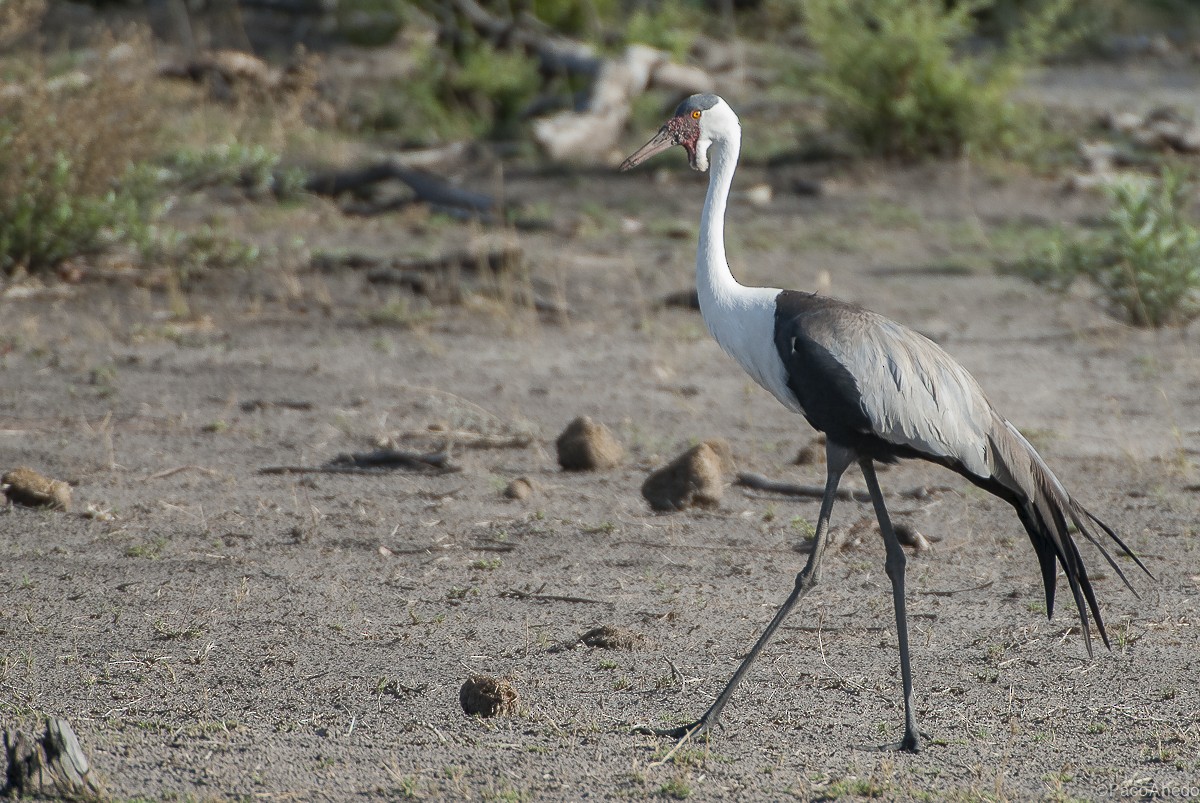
<box><xmin>633</xmin><ymin>718</ymin><xmax>713</xmax><ymax>740</ymax></box>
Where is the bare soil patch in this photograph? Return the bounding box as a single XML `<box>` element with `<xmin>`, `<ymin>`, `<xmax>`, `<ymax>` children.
<box><xmin>2</xmin><ymin>71</ymin><xmax>1199</xmax><ymax>802</ymax></box>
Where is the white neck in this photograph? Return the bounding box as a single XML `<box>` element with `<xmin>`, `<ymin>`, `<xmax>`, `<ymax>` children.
<box><xmin>696</xmin><ymin>129</ymin><xmax>742</xmax><ymax>309</ymax></box>
<box><xmin>692</xmin><ymin>119</ymin><xmax>800</xmax><ymax>415</ymax></box>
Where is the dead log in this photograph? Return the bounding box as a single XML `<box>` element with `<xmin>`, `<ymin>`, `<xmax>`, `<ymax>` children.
<box><xmin>259</xmin><ymin>449</ymin><xmax>462</xmax><ymax>475</ymax></box>
<box><xmin>533</xmin><ymin>43</ymin><xmax>713</xmax><ymax>163</ymax></box>
<box><xmin>313</xmin><ymin>246</ymin><xmax>569</xmax><ymax>316</ymax></box>
<box><xmin>3</xmin><ymin>718</ymin><xmax>103</xmax><ymax>798</ymax></box>
<box><xmin>440</xmin><ymin>0</ymin><xmax>715</xmax><ymax>163</ymax></box>
<box><xmin>736</xmin><ymin>471</ymin><xmax>870</xmax><ymax>503</ymax></box>
<box><xmin>313</xmin><ymin>247</ymin><xmax>523</xmax><ymax>279</ymax></box>
<box><xmin>304</xmin><ymin>161</ymin><xmax>499</xmax><ymax>219</ymax></box>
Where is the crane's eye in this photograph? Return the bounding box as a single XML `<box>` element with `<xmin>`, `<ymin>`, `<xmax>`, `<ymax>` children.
<box><xmin>691</xmin><ymin>110</ymin><xmax>701</xmax><ymax>119</ymax></box>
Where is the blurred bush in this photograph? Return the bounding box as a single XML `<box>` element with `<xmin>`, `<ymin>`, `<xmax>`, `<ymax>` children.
<box><xmin>803</xmin><ymin>0</ymin><xmax>1077</xmax><ymax>159</ymax></box>
<box><xmin>0</xmin><ymin>44</ymin><xmax>163</xmax><ymax>275</ymax></box>
<box><xmin>1017</xmin><ymin>169</ymin><xmax>1200</xmax><ymax>327</ymax></box>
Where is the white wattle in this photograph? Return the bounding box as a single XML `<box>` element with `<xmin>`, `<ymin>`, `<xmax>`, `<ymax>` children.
<box><xmin>694</xmin><ymin>114</ymin><xmax>802</xmax><ymax>415</ymax></box>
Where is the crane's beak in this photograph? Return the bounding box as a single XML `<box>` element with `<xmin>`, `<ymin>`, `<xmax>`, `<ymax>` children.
<box><xmin>619</xmin><ymin>126</ymin><xmax>674</xmax><ymax>171</ymax></box>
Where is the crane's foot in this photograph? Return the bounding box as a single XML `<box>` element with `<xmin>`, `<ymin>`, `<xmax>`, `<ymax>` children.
<box><xmin>633</xmin><ymin>717</ymin><xmax>714</xmax><ymax>741</ymax></box>
<box><xmin>873</xmin><ymin>729</ymin><xmax>924</xmax><ymax>753</ymax></box>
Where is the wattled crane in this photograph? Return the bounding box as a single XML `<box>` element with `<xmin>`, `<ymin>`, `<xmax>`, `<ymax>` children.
<box><xmin>620</xmin><ymin>93</ymin><xmax>1149</xmax><ymax>752</ymax></box>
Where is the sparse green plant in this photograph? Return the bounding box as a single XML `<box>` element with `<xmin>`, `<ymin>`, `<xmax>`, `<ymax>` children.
<box><xmin>125</xmin><ymin>537</ymin><xmax>168</xmax><ymax>559</ymax></box>
<box><xmin>1016</xmin><ymin>168</ymin><xmax>1200</xmax><ymax>326</ymax></box>
<box><xmin>658</xmin><ymin>776</ymin><xmax>692</xmax><ymax>800</ymax></box>
<box><xmin>790</xmin><ymin>515</ymin><xmax>816</xmax><ymax>537</ymax></box>
<box><xmin>164</xmin><ymin>143</ymin><xmax>307</xmax><ymax>201</ymax></box>
<box><xmin>0</xmin><ymin>38</ymin><xmax>164</xmax><ymax>275</ymax></box>
<box><xmin>365</xmin><ymin>297</ymin><xmax>438</xmax><ymax>328</ymax></box>
<box><xmin>623</xmin><ymin>1</ymin><xmax>697</xmax><ymax>59</ymax></box>
<box><xmin>393</xmin><ymin>768</ymin><xmax>423</xmax><ymax>796</ymax></box>
<box><xmin>824</xmin><ymin>775</ymin><xmax>887</xmax><ymax>798</ymax></box>
<box><xmin>347</xmin><ymin>36</ymin><xmax>540</xmax><ymax>143</ymax></box>
<box><xmin>804</xmin><ymin>0</ymin><xmax>1078</xmax><ymax>159</ymax></box>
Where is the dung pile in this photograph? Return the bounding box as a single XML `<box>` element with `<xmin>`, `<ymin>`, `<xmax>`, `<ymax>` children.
<box><xmin>555</xmin><ymin>417</ymin><xmax>623</xmax><ymax>471</ymax></box>
<box><xmin>2</xmin><ymin>468</ymin><xmax>72</xmax><ymax>511</ymax></box>
<box><xmin>641</xmin><ymin>440</ymin><xmax>734</xmax><ymax>511</ymax></box>
<box><xmin>459</xmin><ymin>674</ymin><xmax>519</xmax><ymax>718</ymax></box>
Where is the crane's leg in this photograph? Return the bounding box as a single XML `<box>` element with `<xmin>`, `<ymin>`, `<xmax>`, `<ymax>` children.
<box><xmin>859</xmin><ymin>459</ymin><xmax>922</xmax><ymax>753</ymax></box>
<box><xmin>639</xmin><ymin>442</ymin><xmax>855</xmax><ymax>741</ymax></box>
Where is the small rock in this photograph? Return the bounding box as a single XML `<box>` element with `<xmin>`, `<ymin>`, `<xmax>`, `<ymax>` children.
<box><xmin>641</xmin><ymin>439</ymin><xmax>733</xmax><ymax>512</ymax></box>
<box><xmin>896</xmin><ymin>523</ymin><xmax>932</xmax><ymax>553</ymax></box>
<box><xmin>1106</xmin><ymin>110</ymin><xmax>1143</xmax><ymax>134</ymax></box>
<box><xmin>556</xmin><ymin>417</ymin><xmax>623</xmax><ymax>471</ymax></box>
<box><xmin>736</xmin><ymin>183</ymin><xmax>772</xmax><ymax>207</ymax></box>
<box><xmin>459</xmin><ymin>674</ymin><xmax>519</xmax><ymax>718</ymax></box>
<box><xmin>794</xmin><ymin>434</ymin><xmax>826</xmax><ymax>465</ymax></box>
<box><xmin>2</xmin><ymin>468</ymin><xmax>72</xmax><ymax>511</ymax></box>
<box><xmin>579</xmin><ymin>625</ymin><xmax>647</xmax><ymax>650</ymax></box>
<box><xmin>503</xmin><ymin>477</ymin><xmax>535</xmax><ymax>500</ymax></box>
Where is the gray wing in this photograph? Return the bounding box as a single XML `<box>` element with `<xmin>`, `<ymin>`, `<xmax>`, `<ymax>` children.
<box><xmin>808</xmin><ymin>308</ymin><xmax>995</xmax><ymax>478</ymax></box>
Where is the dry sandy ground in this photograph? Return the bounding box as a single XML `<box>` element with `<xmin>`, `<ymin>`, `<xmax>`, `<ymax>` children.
<box><xmin>2</xmin><ymin>125</ymin><xmax>1199</xmax><ymax>801</ymax></box>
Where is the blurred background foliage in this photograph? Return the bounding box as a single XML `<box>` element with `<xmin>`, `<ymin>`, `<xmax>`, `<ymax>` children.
<box><xmin>1</xmin><ymin>0</ymin><xmax>1200</xmax><ymax>323</ymax></box>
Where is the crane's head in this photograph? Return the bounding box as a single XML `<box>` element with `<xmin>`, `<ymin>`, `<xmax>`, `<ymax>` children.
<box><xmin>619</xmin><ymin>93</ymin><xmax>737</xmax><ymax>173</ymax></box>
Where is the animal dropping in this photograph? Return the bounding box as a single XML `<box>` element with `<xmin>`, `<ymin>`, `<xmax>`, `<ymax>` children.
<box><xmin>620</xmin><ymin>93</ymin><xmax>1150</xmax><ymax>753</ymax></box>
<box><xmin>641</xmin><ymin>439</ymin><xmax>734</xmax><ymax>511</ymax></box>
<box><xmin>459</xmin><ymin>674</ymin><xmax>519</xmax><ymax>718</ymax></box>
<box><xmin>579</xmin><ymin>625</ymin><xmax>647</xmax><ymax>650</ymax></box>
<box><xmin>2</xmin><ymin>467</ymin><xmax>72</xmax><ymax>511</ymax></box>
<box><xmin>503</xmin><ymin>477</ymin><xmax>536</xmax><ymax>500</ymax></box>
<box><xmin>555</xmin><ymin>416</ymin><xmax>623</xmax><ymax>471</ymax></box>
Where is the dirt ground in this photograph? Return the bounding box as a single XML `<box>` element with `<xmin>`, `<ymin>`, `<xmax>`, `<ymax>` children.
<box><xmin>3</xmin><ymin>62</ymin><xmax>1200</xmax><ymax>801</ymax></box>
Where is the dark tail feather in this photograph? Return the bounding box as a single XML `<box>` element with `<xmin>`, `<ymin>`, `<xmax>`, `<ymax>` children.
<box><xmin>987</xmin><ymin>419</ymin><xmax>1149</xmax><ymax>656</ymax></box>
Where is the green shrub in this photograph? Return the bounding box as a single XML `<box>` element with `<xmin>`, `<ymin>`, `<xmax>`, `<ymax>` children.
<box><xmin>164</xmin><ymin>143</ymin><xmax>307</xmax><ymax>201</ymax></box>
<box><xmin>453</xmin><ymin>42</ymin><xmax>542</xmax><ymax>139</ymax></box>
<box><xmin>1017</xmin><ymin>169</ymin><xmax>1200</xmax><ymax>327</ymax></box>
<box><xmin>349</xmin><ymin>37</ymin><xmax>541</xmax><ymax>143</ymax></box>
<box><xmin>0</xmin><ymin>151</ymin><xmax>158</xmax><ymax>274</ymax></box>
<box><xmin>0</xmin><ymin>61</ymin><xmax>163</xmax><ymax>275</ymax></box>
<box><xmin>803</xmin><ymin>0</ymin><xmax>1077</xmax><ymax>159</ymax></box>
<box><xmin>623</xmin><ymin>1</ymin><xmax>697</xmax><ymax>59</ymax></box>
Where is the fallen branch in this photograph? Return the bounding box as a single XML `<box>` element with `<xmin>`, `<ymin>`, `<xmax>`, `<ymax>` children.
<box><xmin>381</xmin><ymin>541</ymin><xmax>517</xmax><ymax>555</ymax></box>
<box><xmin>331</xmin><ymin>449</ymin><xmax>460</xmax><ymax>472</ymax></box>
<box><xmin>500</xmin><ymin>584</ymin><xmax>612</xmax><ymax>606</ymax></box>
<box><xmin>919</xmin><ymin>580</ymin><xmax>995</xmax><ymax>597</ymax></box>
<box><xmin>304</xmin><ymin>161</ymin><xmax>498</xmax><ymax>219</ymax></box>
<box><xmin>389</xmin><ymin>430</ymin><xmax>534</xmax><ymax>450</ymax></box>
<box><xmin>736</xmin><ymin>471</ymin><xmax>870</xmax><ymax>503</ymax></box>
<box><xmin>737</xmin><ymin>472</ymin><xmax>954</xmax><ymax>504</ymax></box>
<box><xmin>259</xmin><ymin>449</ymin><xmax>461</xmax><ymax>475</ymax></box>
<box><xmin>315</xmin><ymin>247</ymin><xmax>571</xmax><ymax>317</ymax></box>
<box><xmin>142</xmin><ymin>465</ymin><xmax>221</xmax><ymax>482</ymax></box>
<box><xmin>239</xmin><ymin>399</ymin><xmax>314</xmax><ymax>412</ymax></box>
<box><xmin>313</xmin><ymin>246</ymin><xmax>521</xmax><ymax>279</ymax></box>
